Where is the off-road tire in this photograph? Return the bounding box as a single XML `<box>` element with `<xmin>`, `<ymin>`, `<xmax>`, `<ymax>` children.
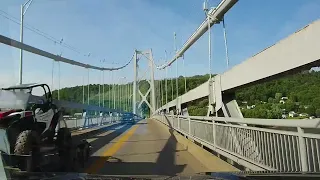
<box><xmin>56</xmin><ymin>128</ymin><xmax>75</xmax><ymax>171</ymax></box>
<box><xmin>56</xmin><ymin>128</ymin><xmax>72</xmax><ymax>149</ymax></box>
<box><xmin>14</xmin><ymin>130</ymin><xmax>40</xmax><ymax>172</ymax></box>
<box><xmin>14</xmin><ymin>130</ymin><xmax>39</xmax><ymax>155</ymax></box>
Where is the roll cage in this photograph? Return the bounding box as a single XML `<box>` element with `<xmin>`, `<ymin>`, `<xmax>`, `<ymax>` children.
<box><xmin>2</xmin><ymin>83</ymin><xmax>53</xmax><ymax>104</ymax></box>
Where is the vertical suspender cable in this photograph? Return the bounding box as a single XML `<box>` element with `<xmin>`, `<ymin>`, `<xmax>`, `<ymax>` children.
<box><xmin>160</xmin><ymin>71</ymin><xmax>163</xmax><ymax>107</ymax></box>
<box><xmin>165</xmin><ymin>66</ymin><xmax>168</xmax><ymax>111</ymax></box>
<box><xmin>182</xmin><ymin>55</ymin><xmax>187</xmax><ymax>94</ymax></box>
<box><xmin>58</xmin><ymin>61</ymin><xmax>60</xmax><ymax>100</ymax></box>
<box><xmin>51</xmin><ymin>60</ymin><xmax>54</xmax><ymax>90</ymax></box>
<box><xmin>119</xmin><ymin>78</ymin><xmax>121</xmax><ymax>110</ymax></box>
<box><xmin>171</xmin><ymin>72</ymin><xmax>173</xmax><ymax>101</ymax></box>
<box><xmin>118</xmin><ymin>78</ymin><xmax>120</xmax><ymax>110</ymax></box>
<box><xmin>126</xmin><ymin>81</ymin><xmax>128</xmax><ymax>111</ymax></box>
<box><xmin>222</xmin><ymin>18</ymin><xmax>230</xmax><ymax>69</ymax></box>
<box><xmin>82</xmin><ymin>69</ymin><xmax>85</xmax><ymax>104</ymax></box>
<box><xmin>99</xmin><ymin>71</ymin><xmax>101</xmax><ymax>107</ymax></box>
<box><xmin>109</xmin><ymin>72</ymin><xmax>111</xmax><ymax>108</ymax></box>
<box><xmin>112</xmin><ymin>71</ymin><xmax>115</xmax><ymax>109</ymax></box>
<box><xmin>174</xmin><ymin>32</ymin><xmax>178</xmax><ymax>100</ymax></box>
<box><xmin>165</xmin><ymin>50</ymin><xmax>168</xmax><ymax>113</ymax></box>
<box><xmin>207</xmin><ymin>15</ymin><xmax>212</xmax><ymax>80</ymax></box>
<box><xmin>87</xmin><ymin>68</ymin><xmax>90</xmax><ymax>105</ymax></box>
<box><xmin>103</xmin><ymin>71</ymin><xmax>105</xmax><ymax>107</ymax></box>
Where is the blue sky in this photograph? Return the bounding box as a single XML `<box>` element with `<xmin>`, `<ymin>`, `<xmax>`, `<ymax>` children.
<box><xmin>0</xmin><ymin>0</ymin><xmax>319</xmax><ymax>91</ymax></box>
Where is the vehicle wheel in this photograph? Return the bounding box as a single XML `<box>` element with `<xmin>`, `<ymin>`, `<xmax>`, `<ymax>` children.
<box><xmin>56</xmin><ymin>128</ymin><xmax>74</xmax><ymax>171</ymax></box>
<box><xmin>14</xmin><ymin>130</ymin><xmax>39</xmax><ymax>155</ymax></box>
<box><xmin>56</xmin><ymin>128</ymin><xmax>72</xmax><ymax>149</ymax></box>
<box><xmin>14</xmin><ymin>130</ymin><xmax>40</xmax><ymax>172</ymax></box>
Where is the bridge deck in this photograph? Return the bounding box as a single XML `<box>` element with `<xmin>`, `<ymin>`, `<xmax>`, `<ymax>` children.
<box><xmin>73</xmin><ymin>119</ymin><xmax>236</xmax><ymax>176</ymax></box>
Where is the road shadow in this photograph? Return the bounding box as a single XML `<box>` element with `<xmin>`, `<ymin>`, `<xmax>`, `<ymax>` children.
<box><xmin>71</xmin><ymin>123</ymin><xmax>122</xmax><ymax>142</ymax></box>
<box><xmin>154</xmin><ymin>115</ymin><xmax>186</xmax><ymax>175</ymax></box>
<box><xmin>88</xmin><ymin>124</ymin><xmax>134</xmax><ymax>155</ymax></box>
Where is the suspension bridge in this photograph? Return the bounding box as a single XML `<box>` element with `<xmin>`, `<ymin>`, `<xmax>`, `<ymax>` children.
<box><xmin>1</xmin><ymin>0</ymin><xmax>320</xmax><ymax>176</ymax></box>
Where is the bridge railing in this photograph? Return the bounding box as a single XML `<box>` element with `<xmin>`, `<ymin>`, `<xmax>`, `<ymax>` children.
<box><xmin>153</xmin><ymin>114</ymin><xmax>320</xmax><ymax>172</ymax></box>
<box><xmin>60</xmin><ymin>115</ymin><xmax>121</xmax><ymax>130</ymax></box>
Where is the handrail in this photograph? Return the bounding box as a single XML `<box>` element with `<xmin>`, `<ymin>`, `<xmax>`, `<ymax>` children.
<box><xmin>154</xmin><ymin>115</ymin><xmax>320</xmax><ymax>172</ymax></box>
<box><xmin>166</xmin><ymin>115</ymin><xmax>320</xmax><ymax>129</ymax></box>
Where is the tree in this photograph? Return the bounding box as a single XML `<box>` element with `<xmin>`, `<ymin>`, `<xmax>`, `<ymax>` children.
<box><xmin>275</xmin><ymin>93</ymin><xmax>283</xmax><ymax>102</ymax></box>
<box><xmin>50</xmin><ymin>71</ymin><xmax>320</xmax><ymax>118</ymax></box>
<box><xmin>285</xmin><ymin>100</ymin><xmax>295</xmax><ymax>111</ymax></box>
<box><xmin>261</xmin><ymin>95</ymin><xmax>267</xmax><ymax>102</ymax></box>
<box><xmin>316</xmin><ymin>109</ymin><xmax>320</xmax><ymax>118</ymax></box>
<box><xmin>305</xmin><ymin>106</ymin><xmax>315</xmax><ymax>116</ymax></box>
<box><xmin>249</xmin><ymin>95</ymin><xmax>256</xmax><ymax>104</ymax></box>
<box><xmin>311</xmin><ymin>97</ymin><xmax>320</xmax><ymax>109</ymax></box>
<box><xmin>289</xmin><ymin>92</ymin><xmax>298</xmax><ymax>102</ymax></box>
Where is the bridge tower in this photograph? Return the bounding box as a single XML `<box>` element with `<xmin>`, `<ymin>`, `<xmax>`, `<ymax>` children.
<box><xmin>132</xmin><ymin>49</ymin><xmax>156</xmax><ymax>117</ymax></box>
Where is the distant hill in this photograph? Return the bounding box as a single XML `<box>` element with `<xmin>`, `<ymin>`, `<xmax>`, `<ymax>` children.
<box><xmin>236</xmin><ymin>70</ymin><xmax>320</xmax><ymax>118</ymax></box>
<box><xmin>53</xmin><ymin>71</ymin><xmax>320</xmax><ymax>118</ymax></box>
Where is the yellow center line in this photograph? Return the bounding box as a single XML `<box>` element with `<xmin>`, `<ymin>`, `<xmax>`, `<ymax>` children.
<box><xmin>85</xmin><ymin>125</ymin><xmax>139</xmax><ymax>174</ymax></box>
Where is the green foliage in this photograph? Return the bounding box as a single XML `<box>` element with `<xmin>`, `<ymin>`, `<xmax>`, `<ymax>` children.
<box><xmin>236</xmin><ymin>70</ymin><xmax>320</xmax><ymax>118</ymax></box>
<box><xmin>316</xmin><ymin>109</ymin><xmax>320</xmax><ymax>117</ymax></box>
<box><xmin>275</xmin><ymin>93</ymin><xmax>282</xmax><ymax>102</ymax></box>
<box><xmin>53</xmin><ymin>70</ymin><xmax>320</xmax><ymax>118</ymax></box>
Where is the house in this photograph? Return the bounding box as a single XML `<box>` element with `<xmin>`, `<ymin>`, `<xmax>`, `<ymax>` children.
<box><xmin>299</xmin><ymin>113</ymin><xmax>309</xmax><ymax>117</ymax></box>
<box><xmin>279</xmin><ymin>100</ymin><xmax>286</xmax><ymax>104</ymax></box>
<box><xmin>288</xmin><ymin>111</ymin><xmax>297</xmax><ymax>117</ymax></box>
<box><xmin>74</xmin><ymin>112</ymin><xmax>82</xmax><ymax>117</ymax></box>
<box><xmin>247</xmin><ymin>105</ymin><xmax>256</xmax><ymax>109</ymax></box>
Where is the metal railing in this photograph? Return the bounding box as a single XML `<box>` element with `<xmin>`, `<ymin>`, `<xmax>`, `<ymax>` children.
<box><xmin>153</xmin><ymin>115</ymin><xmax>320</xmax><ymax>172</ymax></box>
<box><xmin>61</xmin><ymin>115</ymin><xmax>121</xmax><ymax>130</ymax></box>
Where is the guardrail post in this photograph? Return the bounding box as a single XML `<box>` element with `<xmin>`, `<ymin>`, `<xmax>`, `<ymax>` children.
<box><xmin>178</xmin><ymin>115</ymin><xmax>180</xmax><ymax>130</ymax></box>
<box><xmin>188</xmin><ymin>116</ymin><xmax>191</xmax><ymax>136</ymax></box>
<box><xmin>297</xmin><ymin>127</ymin><xmax>308</xmax><ymax>171</ymax></box>
<box><xmin>212</xmin><ymin>119</ymin><xmax>216</xmax><ymax>149</ymax></box>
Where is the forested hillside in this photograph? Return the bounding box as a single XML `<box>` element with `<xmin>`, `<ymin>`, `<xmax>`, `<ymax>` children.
<box><xmin>236</xmin><ymin>70</ymin><xmax>320</xmax><ymax>118</ymax></box>
<box><xmin>52</xmin><ymin>70</ymin><xmax>320</xmax><ymax>118</ymax></box>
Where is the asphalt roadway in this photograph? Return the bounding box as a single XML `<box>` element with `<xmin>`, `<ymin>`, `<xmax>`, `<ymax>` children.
<box><xmin>74</xmin><ymin>119</ymin><xmax>211</xmax><ymax>176</ymax></box>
